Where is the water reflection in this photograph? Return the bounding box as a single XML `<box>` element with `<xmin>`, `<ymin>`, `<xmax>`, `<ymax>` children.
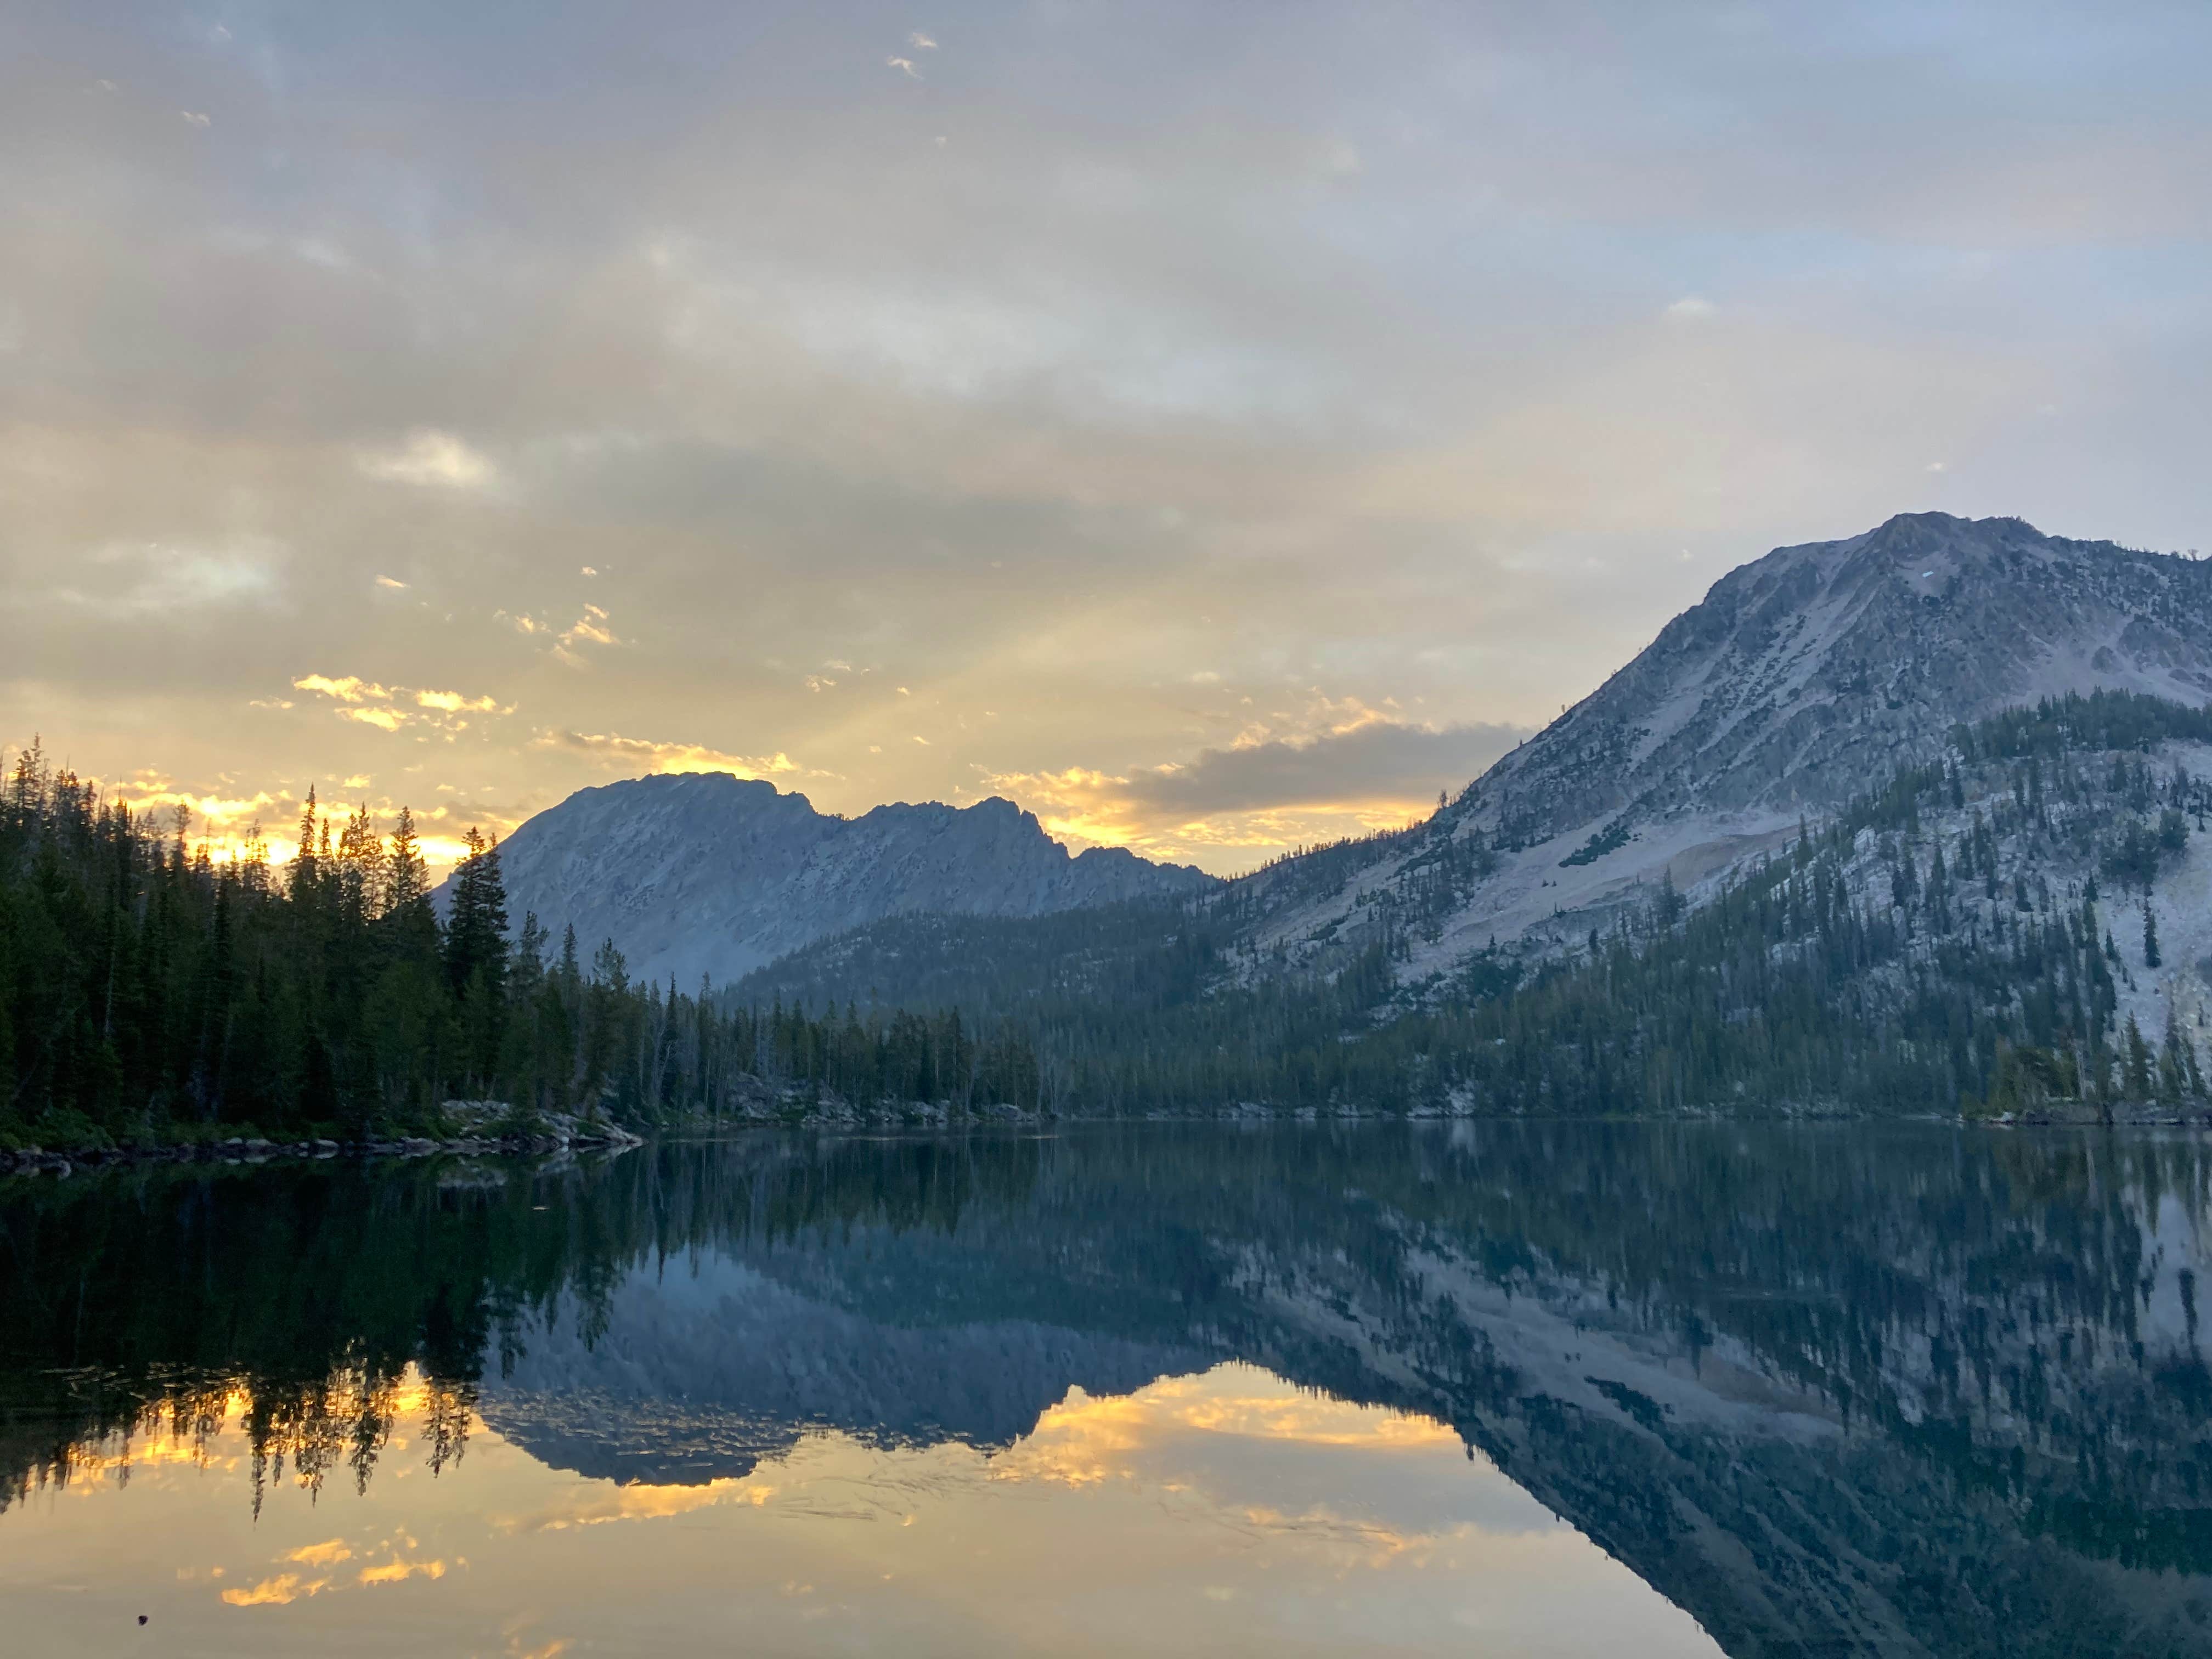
<box><xmin>6</xmin><ymin>1123</ymin><xmax>2212</xmax><ymax>1656</ymax></box>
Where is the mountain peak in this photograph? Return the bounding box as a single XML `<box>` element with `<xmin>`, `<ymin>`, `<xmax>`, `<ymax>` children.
<box><xmin>1245</xmin><ymin>511</ymin><xmax>2212</xmax><ymax>977</ymax></box>
<box><xmin>485</xmin><ymin>774</ymin><xmax>1215</xmax><ymax>988</ymax></box>
<box><xmin>1464</xmin><ymin>512</ymin><xmax>2212</xmax><ymax>840</ymax></box>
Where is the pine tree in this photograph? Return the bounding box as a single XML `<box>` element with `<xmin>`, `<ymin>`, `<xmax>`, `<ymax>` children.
<box><xmin>442</xmin><ymin>828</ymin><xmax>510</xmax><ymax>998</ymax></box>
<box><xmin>2124</xmin><ymin>1014</ymin><xmax>2154</xmax><ymax>1101</ymax></box>
<box><xmin>2158</xmin><ymin>1013</ymin><xmax>2190</xmax><ymax>1104</ymax></box>
<box><xmin>336</xmin><ymin>804</ymin><xmax>385</xmax><ymax>926</ymax></box>
<box><xmin>289</xmin><ymin>786</ymin><xmax>320</xmax><ymax>903</ymax></box>
<box><xmin>2143</xmin><ymin>900</ymin><xmax>2162</xmax><ymax>969</ymax></box>
<box><xmin>385</xmin><ymin>808</ymin><xmax>430</xmax><ymax>918</ymax></box>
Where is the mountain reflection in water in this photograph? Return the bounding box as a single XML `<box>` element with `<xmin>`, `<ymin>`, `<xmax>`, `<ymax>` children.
<box><xmin>5</xmin><ymin>1122</ymin><xmax>2212</xmax><ymax>1657</ymax></box>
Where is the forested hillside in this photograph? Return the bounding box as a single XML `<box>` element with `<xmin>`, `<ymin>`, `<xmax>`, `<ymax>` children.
<box><xmin>9</xmin><ymin>691</ymin><xmax>2212</xmax><ymax>1144</ymax></box>
<box><xmin>743</xmin><ymin>692</ymin><xmax>2212</xmax><ymax>1118</ymax></box>
<box><xmin>0</xmin><ymin>744</ymin><xmax>1040</xmax><ymax>1150</ymax></box>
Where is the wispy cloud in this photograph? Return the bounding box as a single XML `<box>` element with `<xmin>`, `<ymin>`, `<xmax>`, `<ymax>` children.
<box><xmin>358</xmin><ymin>1558</ymin><xmax>446</xmax><ymax>1587</ymax></box>
<box><xmin>982</xmin><ymin>718</ymin><xmax>1527</xmax><ymax>860</ymax></box>
<box><xmin>537</xmin><ymin>729</ymin><xmax>802</xmax><ymax>779</ymax></box>
<box><xmin>887</xmin><ymin>56</ymin><xmax>921</xmax><ymax>79</ymax></box>
<box><xmin>293</xmin><ymin>674</ymin><xmax>389</xmax><ymax>703</ymax></box>
<box><xmin>291</xmin><ymin>674</ymin><xmax>512</xmax><ymax>732</ymax></box>
<box><xmin>908</xmin><ymin>31</ymin><xmax>938</xmax><ymax>50</ymax></box>
<box><xmin>415</xmin><ymin>688</ymin><xmax>510</xmax><ymax>713</ymax></box>
<box><xmin>357</xmin><ymin>430</ymin><xmax>497</xmax><ymax>490</ymax></box>
<box><xmin>56</xmin><ymin>541</ymin><xmax>286</xmax><ymax>614</ymax></box>
<box><xmin>553</xmin><ymin>603</ymin><xmax>622</xmax><ymax>665</ymax></box>
<box><xmin>222</xmin><ymin>1573</ymin><xmax>327</xmax><ymax>1606</ymax></box>
<box><xmin>335</xmin><ymin>706</ymin><xmax>408</xmax><ymax>731</ymax></box>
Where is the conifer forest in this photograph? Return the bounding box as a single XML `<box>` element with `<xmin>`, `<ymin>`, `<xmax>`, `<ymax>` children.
<box><xmin>5</xmin><ymin>692</ymin><xmax>2211</xmax><ymax>1149</ymax></box>
<box><xmin>0</xmin><ymin>747</ymin><xmax>1036</xmax><ymax>1150</ymax></box>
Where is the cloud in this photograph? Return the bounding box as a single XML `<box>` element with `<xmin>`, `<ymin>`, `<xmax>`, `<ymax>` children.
<box><xmin>357</xmin><ymin>430</ymin><xmax>498</xmax><ymax>490</ymax></box>
<box><xmin>1128</xmin><ymin>720</ymin><xmax>1527</xmax><ymax>815</ymax></box>
<box><xmin>984</xmin><ymin>719</ymin><xmax>1528</xmax><ymax>861</ymax></box>
<box><xmin>180</xmin><ymin>110</ymin><xmax>211</xmax><ymax>128</ymax></box>
<box><xmin>292</xmin><ymin>674</ymin><xmax>511</xmax><ymax>732</ymax></box>
<box><xmin>887</xmin><ymin>56</ymin><xmax>921</xmax><ymax>78</ymax></box>
<box><xmin>101</xmin><ymin>777</ymin><xmax>277</xmax><ymax>828</ymax></box>
<box><xmin>909</xmin><ymin>32</ymin><xmax>938</xmax><ymax>50</ymax></box>
<box><xmin>16</xmin><ymin>0</ymin><xmax>2212</xmax><ymax>887</ymax></box>
<box><xmin>358</xmin><ymin>1558</ymin><xmax>446</xmax><ymax>1587</ymax></box>
<box><xmin>294</xmin><ymin>674</ymin><xmax>390</xmax><ymax>703</ymax></box>
<box><xmin>55</xmin><ymin>542</ymin><xmax>286</xmax><ymax>614</ymax></box>
<box><xmin>552</xmin><ymin>603</ymin><xmax>622</xmax><ymax>664</ymax></box>
<box><xmin>1663</xmin><ymin>296</ymin><xmax>1717</xmax><ymax>321</ymax></box>
<box><xmin>414</xmin><ymin>687</ymin><xmax>510</xmax><ymax>713</ymax></box>
<box><xmin>286</xmin><ymin>1541</ymin><xmax>353</xmax><ymax>1567</ymax></box>
<box><xmin>335</xmin><ymin>706</ymin><xmax>408</xmax><ymax>731</ymax></box>
<box><xmin>375</xmin><ymin>574</ymin><xmax>409</xmax><ymax>589</ymax></box>
<box><xmin>538</xmin><ymin>729</ymin><xmax>802</xmax><ymax>779</ymax></box>
<box><xmin>222</xmin><ymin>1572</ymin><xmax>329</xmax><ymax>1606</ymax></box>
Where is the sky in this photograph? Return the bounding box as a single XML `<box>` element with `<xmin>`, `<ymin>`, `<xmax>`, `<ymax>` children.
<box><xmin>5</xmin><ymin>1</ymin><xmax>2210</xmax><ymax>874</ymax></box>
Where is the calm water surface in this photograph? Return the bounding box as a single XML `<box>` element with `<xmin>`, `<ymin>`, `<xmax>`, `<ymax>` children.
<box><xmin>5</xmin><ymin>1122</ymin><xmax>2211</xmax><ymax>1657</ymax></box>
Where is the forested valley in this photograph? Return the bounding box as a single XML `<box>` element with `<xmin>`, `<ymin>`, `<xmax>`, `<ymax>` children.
<box><xmin>740</xmin><ymin>691</ymin><xmax>2212</xmax><ymax>1120</ymax></box>
<box><xmin>0</xmin><ymin>746</ymin><xmax>1039</xmax><ymax>1152</ymax></box>
<box><xmin>7</xmin><ymin>690</ymin><xmax>2212</xmax><ymax>1150</ymax></box>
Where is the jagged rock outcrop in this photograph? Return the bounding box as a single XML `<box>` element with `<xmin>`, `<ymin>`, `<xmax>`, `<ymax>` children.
<box><xmin>468</xmin><ymin>775</ymin><xmax>1216</xmax><ymax>989</ymax></box>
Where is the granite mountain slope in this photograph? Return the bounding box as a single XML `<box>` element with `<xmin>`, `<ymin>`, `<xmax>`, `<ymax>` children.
<box><xmin>478</xmin><ymin>774</ymin><xmax>1215</xmax><ymax>990</ymax></box>
<box><xmin>1244</xmin><ymin>512</ymin><xmax>2212</xmax><ymax>977</ymax></box>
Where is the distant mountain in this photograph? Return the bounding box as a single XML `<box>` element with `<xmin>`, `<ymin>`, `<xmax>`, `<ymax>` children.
<box><xmin>474</xmin><ymin>774</ymin><xmax>1216</xmax><ymax>990</ymax></box>
<box><xmin>480</xmin><ymin>1250</ymin><xmax>1200</xmax><ymax>1485</ymax></box>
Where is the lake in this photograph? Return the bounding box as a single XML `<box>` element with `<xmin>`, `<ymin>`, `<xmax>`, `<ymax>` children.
<box><xmin>5</xmin><ymin>1121</ymin><xmax>2211</xmax><ymax>1657</ymax></box>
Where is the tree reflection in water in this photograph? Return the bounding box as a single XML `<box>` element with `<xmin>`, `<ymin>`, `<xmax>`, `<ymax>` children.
<box><xmin>7</xmin><ymin>1122</ymin><xmax>2212</xmax><ymax>1656</ymax></box>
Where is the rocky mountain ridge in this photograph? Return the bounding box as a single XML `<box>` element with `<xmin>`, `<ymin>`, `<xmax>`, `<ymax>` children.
<box><xmin>1245</xmin><ymin>513</ymin><xmax>2212</xmax><ymax>979</ymax></box>
<box><xmin>473</xmin><ymin>774</ymin><xmax>1215</xmax><ymax>990</ymax></box>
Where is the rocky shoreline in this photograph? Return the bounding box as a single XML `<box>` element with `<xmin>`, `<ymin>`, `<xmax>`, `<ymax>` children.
<box><xmin>0</xmin><ymin>1107</ymin><xmax>644</xmax><ymax>1180</ymax></box>
<box><xmin>1976</xmin><ymin>1102</ymin><xmax>2212</xmax><ymax>1128</ymax></box>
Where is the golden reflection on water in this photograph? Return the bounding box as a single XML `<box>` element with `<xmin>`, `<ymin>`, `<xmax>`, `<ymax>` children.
<box><xmin>4</xmin><ymin>1361</ymin><xmax>1721</xmax><ymax>1657</ymax></box>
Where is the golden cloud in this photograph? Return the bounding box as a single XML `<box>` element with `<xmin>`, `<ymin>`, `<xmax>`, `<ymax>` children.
<box><xmin>222</xmin><ymin>1572</ymin><xmax>330</xmax><ymax>1606</ymax></box>
<box><xmin>290</xmin><ymin>674</ymin><xmax>514</xmax><ymax>733</ymax></box>
<box><xmin>415</xmin><ymin>689</ymin><xmax>512</xmax><ymax>714</ymax></box>
<box><xmin>293</xmin><ymin>673</ymin><xmax>389</xmax><ymax>703</ymax></box>
<box><xmin>358</xmin><ymin>1557</ymin><xmax>447</xmax><ymax>1587</ymax></box>
<box><xmin>536</xmin><ymin>729</ymin><xmax>801</xmax><ymax>780</ymax></box>
<box><xmin>335</xmin><ymin>706</ymin><xmax>409</xmax><ymax>731</ymax></box>
<box><xmin>979</xmin><ymin>713</ymin><xmax>1524</xmax><ymax>867</ymax></box>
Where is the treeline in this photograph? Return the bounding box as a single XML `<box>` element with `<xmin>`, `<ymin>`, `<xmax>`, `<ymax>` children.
<box><xmin>0</xmin><ymin>743</ymin><xmax>1041</xmax><ymax>1149</ymax></box>
<box><xmin>12</xmin><ymin>690</ymin><xmax>2211</xmax><ymax>1137</ymax></box>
